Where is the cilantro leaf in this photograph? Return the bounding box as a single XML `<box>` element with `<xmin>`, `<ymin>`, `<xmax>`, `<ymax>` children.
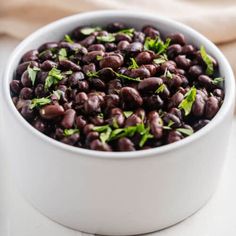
<box><xmin>144</xmin><ymin>37</ymin><xmax>171</xmax><ymax>54</ymax></box>
<box><xmin>93</xmin><ymin>125</ymin><xmax>110</xmax><ymax>133</ymax></box>
<box><xmin>100</xmin><ymin>127</ymin><xmax>112</xmax><ymax>143</ymax></box>
<box><xmin>212</xmin><ymin>77</ymin><xmax>224</xmax><ymax>85</ymax></box>
<box><xmin>155</xmin><ymin>84</ymin><xmax>166</xmax><ymax>94</ymax></box>
<box><xmin>30</xmin><ymin>97</ymin><xmax>51</xmax><ymax>109</ymax></box>
<box><xmin>153</xmin><ymin>54</ymin><xmax>168</xmax><ymax>65</ymax></box>
<box><xmin>27</xmin><ymin>66</ymin><xmax>40</xmax><ymax>85</ymax></box>
<box><xmin>178</xmin><ymin>86</ymin><xmax>197</xmax><ymax>116</ymax></box>
<box><xmin>58</xmin><ymin>48</ymin><xmax>67</xmax><ymax>61</ymax></box>
<box><xmin>164</xmin><ymin>68</ymin><xmax>173</xmax><ymax>79</ymax></box>
<box><xmin>139</xmin><ymin>127</ymin><xmax>154</xmax><ymax>147</ymax></box>
<box><xmin>81</xmin><ymin>27</ymin><xmax>101</xmax><ymax>35</ymax></box>
<box><xmin>86</xmin><ymin>71</ymin><xmax>99</xmax><ymax>78</ymax></box>
<box><xmin>176</xmin><ymin>128</ymin><xmax>193</xmax><ymax>136</ymax></box>
<box><xmin>64</xmin><ymin>129</ymin><xmax>80</xmax><ymax>136</ymax></box>
<box><xmin>64</xmin><ymin>34</ymin><xmax>74</xmax><ymax>43</ymax></box>
<box><xmin>45</xmin><ymin>68</ymin><xmax>63</xmax><ymax>91</ymax></box>
<box><xmin>96</xmin><ymin>55</ymin><xmax>103</xmax><ymax>61</ymax></box>
<box><xmin>123</xmin><ymin>111</ymin><xmax>133</xmax><ymax>118</ymax></box>
<box><xmin>117</xmin><ymin>28</ymin><xmax>134</xmax><ymax>37</ymax></box>
<box><xmin>97</xmin><ymin>34</ymin><xmax>116</xmax><ymax>43</ymax></box>
<box><xmin>52</xmin><ymin>90</ymin><xmax>63</xmax><ymax>100</ymax></box>
<box><xmin>200</xmin><ymin>45</ymin><xmax>214</xmax><ymax>75</ymax></box>
<box><xmin>128</xmin><ymin>58</ymin><xmax>139</xmax><ymax>69</ymax></box>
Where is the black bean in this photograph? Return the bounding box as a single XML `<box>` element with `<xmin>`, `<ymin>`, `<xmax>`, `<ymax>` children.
<box><xmin>120</xmin><ymin>87</ymin><xmax>143</xmax><ymax>109</ymax></box>
<box><xmin>16</xmin><ymin>61</ymin><xmax>39</xmax><ymax>76</ymax></box>
<box><xmin>88</xmin><ymin>44</ymin><xmax>105</xmax><ymax>52</ymax></box>
<box><xmin>167</xmin><ymin>130</ymin><xmax>183</xmax><ymax>144</ymax></box>
<box><xmin>38</xmin><ymin>42</ymin><xmax>58</xmax><ymax>52</ymax></box>
<box><xmin>142</xmin><ymin>25</ymin><xmax>160</xmax><ymax>38</ymax></box>
<box><xmin>40</xmin><ymin>104</ymin><xmax>65</xmax><ymax>119</ymax></box>
<box><xmin>21</xmin><ymin>104</ymin><xmax>35</xmax><ymax>120</ymax></box>
<box><xmin>108</xmin><ymin>108</ymin><xmax>125</xmax><ymax>127</ymax></box>
<box><xmin>125</xmin><ymin>42</ymin><xmax>143</xmax><ymax>54</ymax></box>
<box><xmin>83</xmin><ymin>50</ymin><xmax>104</xmax><ymax>64</ymax></box>
<box><xmin>10</xmin><ymin>80</ymin><xmax>21</xmax><ymax>94</ymax></box>
<box><xmin>125</xmin><ymin>66</ymin><xmax>151</xmax><ymax>79</ymax></box>
<box><xmin>197</xmin><ymin>75</ymin><xmax>212</xmax><ymax>89</ymax></box>
<box><xmin>125</xmin><ymin>114</ymin><xmax>142</xmax><ymax>127</ymax></box>
<box><xmin>19</xmin><ymin>87</ymin><xmax>33</xmax><ymax>100</ymax></box>
<box><xmin>147</xmin><ymin>111</ymin><xmax>163</xmax><ymax>139</ymax></box>
<box><xmin>84</xmin><ymin>94</ymin><xmax>101</xmax><ymax>115</ymax></box>
<box><xmin>117</xmin><ymin>138</ymin><xmax>135</xmax><ymax>151</ymax></box>
<box><xmin>163</xmin><ymin>113</ymin><xmax>181</xmax><ymax>128</ymax></box>
<box><xmin>143</xmin><ymin>95</ymin><xmax>164</xmax><ymax>110</ymax></box>
<box><xmin>167</xmin><ymin>44</ymin><xmax>182</xmax><ymax>58</ymax></box>
<box><xmin>82</xmin><ymin>63</ymin><xmax>96</xmax><ymax>74</ymax></box>
<box><xmin>188</xmin><ymin>65</ymin><xmax>203</xmax><ymax>78</ymax></box>
<box><xmin>61</xmin><ymin>133</ymin><xmax>80</xmax><ymax>146</ymax></box>
<box><xmin>41</xmin><ymin>60</ymin><xmax>57</xmax><ymax>71</ymax></box>
<box><xmin>90</xmin><ymin>139</ymin><xmax>112</xmax><ymax>151</ymax></box>
<box><xmin>193</xmin><ymin>119</ymin><xmax>210</xmax><ymax>131</ymax></box>
<box><xmin>106</xmin><ymin>22</ymin><xmax>126</xmax><ymax>32</ymax></box>
<box><xmin>99</xmin><ymin>55</ymin><xmax>124</xmax><ymax>70</ymax></box>
<box><xmin>205</xmin><ymin>96</ymin><xmax>219</xmax><ymax>119</ymax></box>
<box><xmin>68</xmin><ymin>72</ymin><xmax>85</xmax><ymax>87</ymax></box>
<box><xmin>21</xmin><ymin>49</ymin><xmax>38</xmax><ymax>62</ymax></box>
<box><xmin>117</xmin><ymin>40</ymin><xmax>130</xmax><ymax>51</ymax></box>
<box><xmin>135</xmin><ymin>51</ymin><xmax>153</xmax><ymax>65</ymax></box>
<box><xmin>167</xmin><ymin>33</ymin><xmax>186</xmax><ymax>46</ymax></box>
<box><xmin>138</xmin><ymin>77</ymin><xmax>163</xmax><ymax>92</ymax></box>
<box><xmin>175</xmin><ymin>55</ymin><xmax>191</xmax><ymax>70</ymax></box>
<box><xmin>59</xmin><ymin>60</ymin><xmax>81</xmax><ymax>71</ymax></box>
<box><xmin>61</xmin><ymin>109</ymin><xmax>76</xmax><ymax>129</ymax></box>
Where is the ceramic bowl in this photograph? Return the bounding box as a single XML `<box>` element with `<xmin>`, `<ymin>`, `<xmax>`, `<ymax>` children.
<box><xmin>2</xmin><ymin>10</ymin><xmax>235</xmax><ymax>235</ymax></box>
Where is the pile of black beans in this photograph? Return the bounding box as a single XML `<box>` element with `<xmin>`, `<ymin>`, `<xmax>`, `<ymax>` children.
<box><xmin>10</xmin><ymin>22</ymin><xmax>224</xmax><ymax>151</ymax></box>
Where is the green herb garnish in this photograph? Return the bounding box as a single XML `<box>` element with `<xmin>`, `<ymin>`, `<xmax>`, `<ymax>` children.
<box><xmin>100</xmin><ymin>127</ymin><xmax>112</xmax><ymax>143</ymax></box>
<box><xmin>81</xmin><ymin>27</ymin><xmax>101</xmax><ymax>35</ymax></box>
<box><xmin>123</xmin><ymin>111</ymin><xmax>133</xmax><ymax>118</ymax></box>
<box><xmin>58</xmin><ymin>48</ymin><xmax>67</xmax><ymax>61</ymax></box>
<box><xmin>96</xmin><ymin>55</ymin><xmax>103</xmax><ymax>61</ymax></box>
<box><xmin>155</xmin><ymin>84</ymin><xmax>166</xmax><ymax>94</ymax></box>
<box><xmin>178</xmin><ymin>86</ymin><xmax>197</xmax><ymax>116</ymax></box>
<box><xmin>64</xmin><ymin>129</ymin><xmax>80</xmax><ymax>136</ymax></box>
<box><xmin>64</xmin><ymin>70</ymin><xmax>73</xmax><ymax>75</ymax></box>
<box><xmin>139</xmin><ymin>127</ymin><xmax>154</xmax><ymax>147</ymax></box>
<box><xmin>212</xmin><ymin>77</ymin><xmax>224</xmax><ymax>85</ymax></box>
<box><xmin>200</xmin><ymin>45</ymin><xmax>214</xmax><ymax>75</ymax></box>
<box><xmin>117</xmin><ymin>28</ymin><xmax>134</xmax><ymax>37</ymax></box>
<box><xmin>153</xmin><ymin>54</ymin><xmax>168</xmax><ymax>65</ymax></box>
<box><xmin>27</xmin><ymin>66</ymin><xmax>40</xmax><ymax>85</ymax></box>
<box><xmin>52</xmin><ymin>90</ymin><xmax>63</xmax><ymax>100</ymax></box>
<box><xmin>97</xmin><ymin>34</ymin><xmax>116</xmax><ymax>43</ymax></box>
<box><xmin>86</xmin><ymin>68</ymin><xmax>141</xmax><ymax>82</ymax></box>
<box><xmin>30</xmin><ymin>97</ymin><xmax>51</xmax><ymax>109</ymax></box>
<box><xmin>164</xmin><ymin>68</ymin><xmax>173</xmax><ymax>79</ymax></box>
<box><xmin>128</xmin><ymin>58</ymin><xmax>139</xmax><ymax>69</ymax></box>
<box><xmin>64</xmin><ymin>34</ymin><xmax>74</xmax><ymax>43</ymax></box>
<box><xmin>176</xmin><ymin>128</ymin><xmax>193</xmax><ymax>136</ymax></box>
<box><xmin>45</xmin><ymin>68</ymin><xmax>63</xmax><ymax>91</ymax></box>
<box><xmin>144</xmin><ymin>36</ymin><xmax>171</xmax><ymax>54</ymax></box>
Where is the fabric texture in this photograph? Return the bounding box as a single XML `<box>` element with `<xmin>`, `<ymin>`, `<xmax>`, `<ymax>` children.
<box><xmin>0</xmin><ymin>0</ymin><xmax>236</xmax><ymax>73</ymax></box>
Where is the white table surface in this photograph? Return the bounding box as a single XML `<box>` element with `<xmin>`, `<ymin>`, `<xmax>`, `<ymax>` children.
<box><xmin>1</xmin><ymin>37</ymin><xmax>236</xmax><ymax>236</ymax></box>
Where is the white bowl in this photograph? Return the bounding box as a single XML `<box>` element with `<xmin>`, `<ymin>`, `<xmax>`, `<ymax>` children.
<box><xmin>2</xmin><ymin>10</ymin><xmax>235</xmax><ymax>235</ymax></box>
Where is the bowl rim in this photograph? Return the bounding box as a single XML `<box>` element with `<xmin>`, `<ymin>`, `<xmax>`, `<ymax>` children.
<box><xmin>3</xmin><ymin>10</ymin><xmax>235</xmax><ymax>159</ymax></box>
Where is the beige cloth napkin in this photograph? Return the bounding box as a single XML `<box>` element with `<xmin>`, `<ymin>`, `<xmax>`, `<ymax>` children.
<box><xmin>0</xmin><ymin>0</ymin><xmax>236</xmax><ymax>74</ymax></box>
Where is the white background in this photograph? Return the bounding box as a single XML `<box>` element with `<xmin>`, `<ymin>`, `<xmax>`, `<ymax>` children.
<box><xmin>0</xmin><ymin>37</ymin><xmax>236</xmax><ymax>236</ymax></box>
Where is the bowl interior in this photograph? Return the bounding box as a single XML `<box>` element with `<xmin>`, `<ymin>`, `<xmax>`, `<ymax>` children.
<box><xmin>3</xmin><ymin>11</ymin><xmax>235</xmax><ymax>158</ymax></box>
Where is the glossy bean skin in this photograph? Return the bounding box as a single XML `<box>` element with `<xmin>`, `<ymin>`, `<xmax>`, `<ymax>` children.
<box><xmin>138</xmin><ymin>77</ymin><xmax>163</xmax><ymax>92</ymax></box>
<box><xmin>205</xmin><ymin>96</ymin><xmax>219</xmax><ymax>119</ymax></box>
<box><xmin>84</xmin><ymin>94</ymin><xmax>102</xmax><ymax>115</ymax></box>
<box><xmin>148</xmin><ymin>111</ymin><xmax>163</xmax><ymax>139</ymax></box>
<box><xmin>108</xmin><ymin>108</ymin><xmax>125</xmax><ymax>127</ymax></box>
<box><xmin>59</xmin><ymin>60</ymin><xmax>81</xmax><ymax>71</ymax></box>
<box><xmin>61</xmin><ymin>109</ymin><xmax>76</xmax><ymax>129</ymax></box>
<box><xmin>120</xmin><ymin>87</ymin><xmax>143</xmax><ymax>109</ymax></box>
<box><xmin>90</xmin><ymin>139</ymin><xmax>112</xmax><ymax>151</ymax></box>
<box><xmin>21</xmin><ymin>49</ymin><xmax>39</xmax><ymax>62</ymax></box>
<box><xmin>61</xmin><ymin>133</ymin><xmax>80</xmax><ymax>146</ymax></box>
<box><xmin>192</xmin><ymin>94</ymin><xmax>205</xmax><ymax>117</ymax></box>
<box><xmin>167</xmin><ymin>130</ymin><xmax>183</xmax><ymax>144</ymax></box>
<box><xmin>10</xmin><ymin>80</ymin><xmax>21</xmax><ymax>94</ymax></box>
<box><xmin>99</xmin><ymin>55</ymin><xmax>124</xmax><ymax>70</ymax></box>
<box><xmin>167</xmin><ymin>33</ymin><xmax>186</xmax><ymax>46</ymax></box>
<box><xmin>117</xmin><ymin>138</ymin><xmax>135</xmax><ymax>151</ymax></box>
<box><xmin>39</xmin><ymin>104</ymin><xmax>65</xmax><ymax>119</ymax></box>
<box><xmin>125</xmin><ymin>114</ymin><xmax>142</xmax><ymax>127</ymax></box>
